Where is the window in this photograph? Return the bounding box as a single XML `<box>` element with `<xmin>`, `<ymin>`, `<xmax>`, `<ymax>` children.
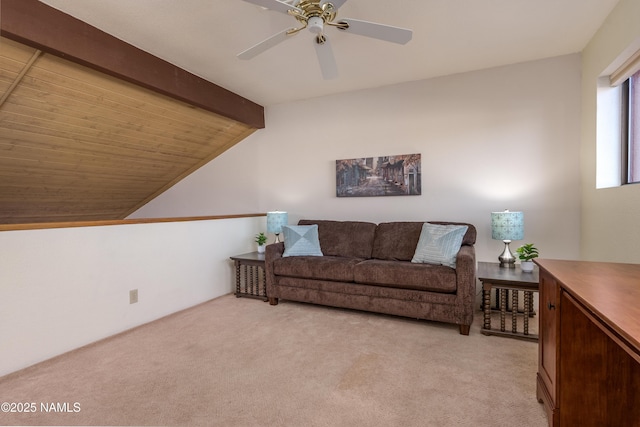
<box><xmin>623</xmin><ymin>69</ymin><xmax>640</xmax><ymax>183</ymax></box>
<box><xmin>596</xmin><ymin>47</ymin><xmax>640</xmax><ymax>189</ymax></box>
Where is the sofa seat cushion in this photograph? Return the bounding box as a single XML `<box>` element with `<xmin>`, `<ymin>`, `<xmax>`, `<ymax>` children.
<box><xmin>272</xmin><ymin>256</ymin><xmax>363</xmax><ymax>282</ymax></box>
<box><xmin>353</xmin><ymin>259</ymin><xmax>457</xmax><ymax>293</ymax></box>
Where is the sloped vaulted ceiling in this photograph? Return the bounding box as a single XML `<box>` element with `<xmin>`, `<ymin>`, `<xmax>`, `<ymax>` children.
<box><xmin>0</xmin><ymin>0</ymin><xmax>264</xmax><ymax>224</ymax></box>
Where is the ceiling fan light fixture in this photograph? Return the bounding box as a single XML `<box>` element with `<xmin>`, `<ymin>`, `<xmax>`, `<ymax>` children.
<box><xmin>308</xmin><ymin>16</ymin><xmax>324</xmax><ymax>34</ymax></box>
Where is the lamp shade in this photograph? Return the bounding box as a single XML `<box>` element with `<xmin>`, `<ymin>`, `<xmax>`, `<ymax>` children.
<box><xmin>266</xmin><ymin>211</ymin><xmax>288</xmax><ymax>234</ymax></box>
<box><xmin>491</xmin><ymin>210</ymin><xmax>524</xmax><ymax>241</ymax></box>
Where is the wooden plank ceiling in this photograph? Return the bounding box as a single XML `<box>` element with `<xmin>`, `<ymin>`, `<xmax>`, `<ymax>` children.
<box><xmin>0</xmin><ymin>37</ymin><xmax>256</xmax><ymax>224</ymax></box>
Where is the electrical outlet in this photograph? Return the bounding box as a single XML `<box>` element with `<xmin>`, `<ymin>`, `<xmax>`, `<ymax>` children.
<box><xmin>129</xmin><ymin>289</ymin><xmax>138</xmax><ymax>304</ymax></box>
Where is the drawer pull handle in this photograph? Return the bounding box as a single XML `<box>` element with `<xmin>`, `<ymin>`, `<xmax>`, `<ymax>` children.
<box><xmin>548</xmin><ymin>302</ymin><xmax>556</xmax><ymax>310</ymax></box>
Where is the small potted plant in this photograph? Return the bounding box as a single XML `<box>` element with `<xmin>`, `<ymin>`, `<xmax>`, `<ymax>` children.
<box><xmin>516</xmin><ymin>243</ymin><xmax>539</xmax><ymax>272</ymax></box>
<box><xmin>255</xmin><ymin>232</ymin><xmax>267</xmax><ymax>253</ymax></box>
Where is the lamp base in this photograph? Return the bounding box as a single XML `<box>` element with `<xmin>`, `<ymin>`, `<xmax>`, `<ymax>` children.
<box><xmin>498</xmin><ymin>240</ymin><xmax>516</xmax><ymax>268</ymax></box>
<box><xmin>274</xmin><ymin>233</ymin><xmax>281</xmax><ymax>243</ymax></box>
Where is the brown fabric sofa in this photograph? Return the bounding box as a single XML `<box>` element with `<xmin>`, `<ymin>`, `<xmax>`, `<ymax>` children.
<box><xmin>265</xmin><ymin>219</ymin><xmax>477</xmax><ymax>335</ymax></box>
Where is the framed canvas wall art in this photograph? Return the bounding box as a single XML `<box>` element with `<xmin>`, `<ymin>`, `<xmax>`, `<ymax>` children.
<box><xmin>336</xmin><ymin>153</ymin><xmax>421</xmax><ymax>197</ymax></box>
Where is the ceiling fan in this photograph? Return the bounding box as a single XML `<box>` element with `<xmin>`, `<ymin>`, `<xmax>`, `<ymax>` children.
<box><xmin>238</xmin><ymin>0</ymin><xmax>413</xmax><ymax>80</ymax></box>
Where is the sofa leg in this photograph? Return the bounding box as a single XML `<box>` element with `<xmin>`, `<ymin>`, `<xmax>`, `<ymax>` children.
<box><xmin>459</xmin><ymin>324</ymin><xmax>470</xmax><ymax>335</ymax></box>
<box><xmin>268</xmin><ymin>297</ymin><xmax>279</xmax><ymax>306</ymax></box>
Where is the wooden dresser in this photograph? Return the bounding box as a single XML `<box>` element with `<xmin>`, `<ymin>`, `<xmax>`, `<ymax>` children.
<box><xmin>535</xmin><ymin>259</ymin><xmax>640</xmax><ymax>426</ymax></box>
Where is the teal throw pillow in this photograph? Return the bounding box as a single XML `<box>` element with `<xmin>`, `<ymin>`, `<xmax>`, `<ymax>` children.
<box><xmin>282</xmin><ymin>225</ymin><xmax>324</xmax><ymax>257</ymax></box>
<box><xmin>411</xmin><ymin>223</ymin><xmax>468</xmax><ymax>268</ymax></box>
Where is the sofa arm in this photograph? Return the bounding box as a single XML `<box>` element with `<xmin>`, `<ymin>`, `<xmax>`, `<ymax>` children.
<box><xmin>265</xmin><ymin>242</ymin><xmax>284</xmax><ymax>303</ymax></box>
<box><xmin>455</xmin><ymin>245</ymin><xmax>477</xmax><ymax>311</ymax></box>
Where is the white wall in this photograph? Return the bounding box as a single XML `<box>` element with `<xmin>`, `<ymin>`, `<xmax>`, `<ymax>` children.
<box><xmin>581</xmin><ymin>0</ymin><xmax>640</xmax><ymax>263</ymax></box>
<box><xmin>0</xmin><ymin>216</ymin><xmax>263</xmax><ymax>376</ymax></box>
<box><xmin>137</xmin><ymin>55</ymin><xmax>583</xmax><ymax>264</ymax></box>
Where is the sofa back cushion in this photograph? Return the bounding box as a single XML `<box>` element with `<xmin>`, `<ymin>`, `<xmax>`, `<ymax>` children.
<box><xmin>429</xmin><ymin>221</ymin><xmax>477</xmax><ymax>246</ymax></box>
<box><xmin>372</xmin><ymin>222</ymin><xmax>423</xmax><ymax>261</ymax></box>
<box><xmin>298</xmin><ymin>219</ymin><xmax>377</xmax><ymax>259</ymax></box>
<box><xmin>372</xmin><ymin>221</ymin><xmax>476</xmax><ymax>261</ymax></box>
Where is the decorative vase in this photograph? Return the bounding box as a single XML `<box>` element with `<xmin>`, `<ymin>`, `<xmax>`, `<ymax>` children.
<box><xmin>520</xmin><ymin>260</ymin><xmax>534</xmax><ymax>272</ymax></box>
<box><xmin>257</xmin><ymin>244</ymin><xmax>265</xmax><ymax>254</ymax></box>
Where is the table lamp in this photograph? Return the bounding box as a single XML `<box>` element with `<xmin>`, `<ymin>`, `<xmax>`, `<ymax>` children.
<box><xmin>491</xmin><ymin>210</ymin><xmax>524</xmax><ymax>268</ymax></box>
<box><xmin>267</xmin><ymin>211</ymin><xmax>288</xmax><ymax>243</ymax></box>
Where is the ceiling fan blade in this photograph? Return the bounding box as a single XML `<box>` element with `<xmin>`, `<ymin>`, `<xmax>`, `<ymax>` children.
<box><xmin>238</xmin><ymin>29</ymin><xmax>294</xmax><ymax>60</ymax></box>
<box><xmin>320</xmin><ymin>0</ymin><xmax>348</xmax><ymax>9</ymax></box>
<box><xmin>241</xmin><ymin>0</ymin><xmax>303</xmax><ymax>15</ymax></box>
<box><xmin>314</xmin><ymin>36</ymin><xmax>338</xmax><ymax>80</ymax></box>
<box><xmin>337</xmin><ymin>18</ymin><xmax>412</xmax><ymax>45</ymax></box>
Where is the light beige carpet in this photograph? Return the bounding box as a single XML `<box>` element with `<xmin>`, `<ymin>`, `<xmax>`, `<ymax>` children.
<box><xmin>0</xmin><ymin>294</ymin><xmax>547</xmax><ymax>426</ymax></box>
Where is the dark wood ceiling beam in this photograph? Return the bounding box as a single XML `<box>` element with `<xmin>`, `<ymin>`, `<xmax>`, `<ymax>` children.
<box><xmin>0</xmin><ymin>0</ymin><xmax>265</xmax><ymax>129</ymax></box>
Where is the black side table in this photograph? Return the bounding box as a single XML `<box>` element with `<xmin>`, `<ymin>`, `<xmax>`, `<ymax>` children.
<box><xmin>477</xmin><ymin>262</ymin><xmax>539</xmax><ymax>341</ymax></box>
<box><xmin>230</xmin><ymin>252</ymin><xmax>267</xmax><ymax>301</ymax></box>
